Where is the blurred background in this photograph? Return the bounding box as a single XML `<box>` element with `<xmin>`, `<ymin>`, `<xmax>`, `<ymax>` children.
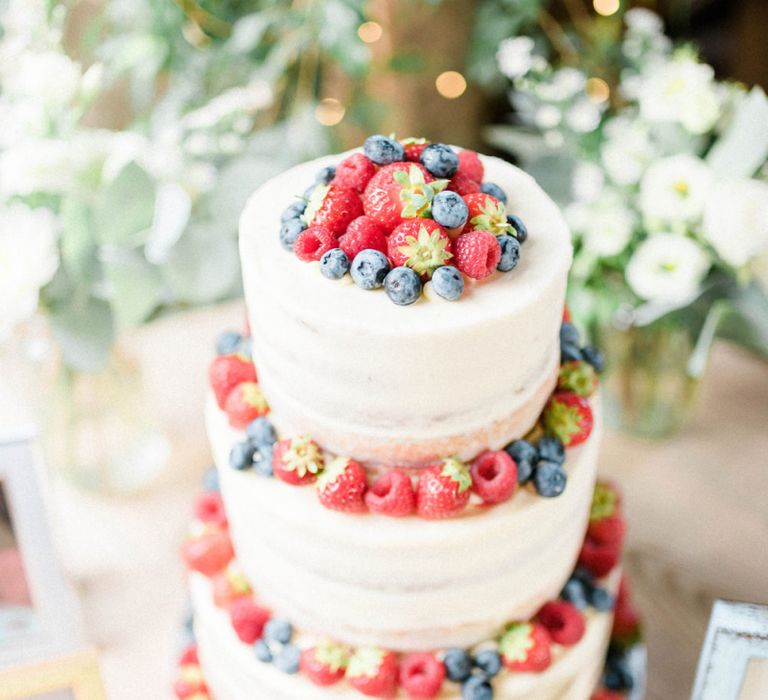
<box><xmin>0</xmin><ymin>1</ymin><xmax>766</xmax><ymax>699</ymax></box>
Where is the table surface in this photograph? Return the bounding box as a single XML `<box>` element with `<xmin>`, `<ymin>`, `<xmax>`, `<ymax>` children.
<box><xmin>49</xmin><ymin>339</ymin><xmax>768</xmax><ymax>699</ymax></box>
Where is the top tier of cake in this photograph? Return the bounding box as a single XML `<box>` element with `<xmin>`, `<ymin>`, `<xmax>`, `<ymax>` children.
<box><xmin>240</xmin><ymin>149</ymin><xmax>572</xmax><ymax>468</ymax></box>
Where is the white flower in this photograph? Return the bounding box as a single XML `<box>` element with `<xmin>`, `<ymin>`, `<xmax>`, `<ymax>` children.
<box><xmin>497</xmin><ymin>37</ymin><xmax>535</xmax><ymax>80</ymax></box>
<box><xmin>2</xmin><ymin>50</ymin><xmax>82</xmax><ymax>109</ymax></box>
<box><xmin>638</xmin><ymin>56</ymin><xmax>720</xmax><ymax>134</ymax></box>
<box><xmin>581</xmin><ymin>197</ymin><xmax>636</xmax><ymax>257</ymax></box>
<box><xmin>625</xmin><ymin>8</ymin><xmax>664</xmax><ymax>35</ymax></box>
<box><xmin>535</xmin><ymin>104</ymin><xmax>561</xmax><ymax>129</ymax></box>
<box><xmin>626</xmin><ymin>233</ymin><xmax>710</xmax><ymax>305</ymax></box>
<box><xmin>639</xmin><ymin>154</ymin><xmax>713</xmax><ymax>225</ymax></box>
<box><xmin>0</xmin><ymin>140</ymin><xmax>73</xmax><ymax>197</ymax></box>
<box><xmin>702</xmin><ymin>178</ymin><xmax>768</xmax><ymax>267</ymax></box>
<box><xmin>0</xmin><ymin>203</ymin><xmax>59</xmax><ymax>338</ymax></box>
<box><xmin>572</xmin><ymin>162</ymin><xmax>605</xmax><ymax>204</ymax></box>
<box><xmin>566</xmin><ymin>99</ymin><xmax>601</xmax><ymax>133</ymax></box>
<box><xmin>553</xmin><ymin>68</ymin><xmax>586</xmax><ymax>98</ymax></box>
<box><xmin>601</xmin><ymin>116</ymin><xmax>655</xmax><ymax>186</ymax></box>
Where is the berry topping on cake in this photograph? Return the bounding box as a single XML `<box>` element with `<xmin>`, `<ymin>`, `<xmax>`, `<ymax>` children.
<box><xmin>208</xmin><ymin>353</ymin><xmax>257</xmax><ymax>409</ymax></box>
<box><xmin>420</xmin><ymin>143</ymin><xmax>459</xmax><ymax>178</ymax></box>
<box><xmin>264</xmin><ymin>618</ymin><xmax>293</xmax><ymax>644</ymax></box>
<box><xmin>229</xmin><ymin>441</ymin><xmax>256</xmax><ymax>471</ymax></box>
<box><xmin>462</xmin><ymin>675</ymin><xmax>493</xmax><ymax>700</ymax></box>
<box><xmin>364</xmin><ymin>469</ymin><xmax>416</xmax><ymax>517</ymax></box>
<box><xmin>301</xmin><ymin>641</ymin><xmax>349</xmax><ymax>686</ymax></box>
<box><xmin>446</xmin><ymin>172</ymin><xmax>482</xmax><ymax>196</ymax></box>
<box><xmin>333</xmin><ymin>153</ymin><xmax>377</xmax><ymax>193</ymax></box>
<box><xmin>536</xmin><ymin>601</ymin><xmax>586</xmax><ymax>646</ymax></box>
<box><xmin>215</xmin><ymin>330</ymin><xmax>244</xmax><ymax>356</ymax></box>
<box><xmin>430</xmin><ymin>265</ymin><xmax>465</xmax><ymax>301</ymax></box>
<box><xmin>496</xmin><ymin>234</ymin><xmax>521</xmax><ymax>272</ymax></box>
<box><xmin>474</xmin><ymin>649</ymin><xmax>502</xmax><ymax>677</ymax></box>
<box><xmin>272</xmin><ymin>436</ymin><xmax>324</xmax><ymax>485</ymax></box>
<box><xmin>346</xmin><ymin>647</ymin><xmax>399</xmax><ymax>698</ymax></box>
<box><xmin>537</xmin><ymin>435</ymin><xmax>565</xmax><ymax>465</ymax></box>
<box><xmin>182</xmin><ymin>530</ymin><xmax>234</xmax><ymax>577</ymax></box>
<box><xmin>591</xmin><ymin>691</ymin><xmax>626</xmax><ymax>700</ymax></box>
<box><xmin>557</xmin><ymin>360</ymin><xmax>598</xmax><ymax>397</ymax></box>
<box><xmin>578</xmin><ymin>538</ymin><xmax>621</xmax><ymax>578</ymax></box>
<box><xmin>457</xmin><ymin>149</ymin><xmax>484</xmax><ymax>183</ymax></box>
<box><xmin>454</xmin><ymin>230</ymin><xmax>502</xmax><ymax>280</ymax></box>
<box><xmin>499</xmin><ymin>622</ymin><xmax>552</xmax><ymax>673</ymax></box>
<box><xmin>224</xmin><ymin>382</ymin><xmax>269</xmax><ymax>429</ymax></box>
<box><xmin>280</xmin><ymin>218</ymin><xmax>306</xmax><ymax>251</ymax></box>
<box><xmin>480</xmin><ymin>181</ymin><xmax>507</xmax><ymax>204</ymax></box>
<box><xmin>543</xmin><ymin>392</ymin><xmax>594</xmax><ymax>447</ymax></box>
<box><xmin>612</xmin><ymin>575</ymin><xmax>641</xmax><ymax>643</ymax></box>
<box><xmin>294</xmin><ymin>225</ymin><xmax>338</xmax><ymax>262</ymax></box>
<box><xmin>582</xmin><ymin>345</ymin><xmax>606</xmax><ymax>373</ymax></box>
<box><xmin>463</xmin><ymin>192</ymin><xmax>512</xmax><ymax>236</ymax></box>
<box><xmin>254</xmin><ymin>639</ymin><xmax>272</xmax><ymax>663</ymax></box>
<box><xmin>274</xmin><ymin>644</ymin><xmax>302</xmax><ymax>674</ymax></box>
<box><xmin>212</xmin><ymin>566</ymin><xmax>250</xmax><ymax>608</ymax></box>
<box><xmin>431</xmin><ymin>190</ymin><xmax>469</xmax><ymax>231</ymax></box>
<box><xmin>402</xmin><ymin>137</ymin><xmax>428</xmax><ymax>162</ymax></box>
<box><xmin>194</xmin><ymin>492</ymin><xmax>227</xmax><ymax>528</ymax></box>
<box><xmin>588</xmin><ymin>510</ymin><xmax>627</xmax><ymax>547</ymax></box>
<box><xmin>388</xmin><ymin>219</ymin><xmax>453</xmax><ymax>276</ymax></box>
<box><xmin>533</xmin><ymin>460</ymin><xmax>567</xmax><ymax>497</ymax></box>
<box><xmin>442</xmin><ymin>649</ymin><xmax>473</xmax><ymax>682</ymax></box>
<box><xmin>364</xmin><ymin>134</ymin><xmax>405</xmax><ymax>165</ymax></box>
<box><xmin>315</xmin><ymin>165</ymin><xmax>337</xmax><ymax>184</ymax></box>
<box><xmin>470</xmin><ymin>450</ymin><xmax>518</xmax><ymax>504</ymax></box>
<box><xmin>385</xmin><ymin>267</ymin><xmax>423</xmax><ymax>306</ymax></box>
<box><xmin>316</xmin><ymin>457</ymin><xmax>368</xmax><ymax>513</ymax></box>
<box><xmin>228</xmin><ymin>598</ymin><xmax>271</xmax><ymax>644</ymax></box>
<box><xmin>351</xmin><ymin>249</ymin><xmax>391</xmax><ymax>289</ymax></box>
<box><xmin>590</xmin><ymin>481</ymin><xmax>622</xmax><ymax>521</ymax></box>
<box><xmin>417</xmin><ymin>456</ymin><xmax>472</xmax><ymax>519</ymax></box>
<box><xmin>561</xmin><ymin>575</ymin><xmax>590</xmax><ymax>610</ymax></box>
<box><xmin>504</xmin><ymin>439</ymin><xmax>539</xmax><ymax>484</ymax></box>
<box><xmin>281</xmin><ymin>200</ymin><xmax>307</xmax><ymax>223</ymax></box>
<box><xmin>339</xmin><ymin>216</ymin><xmax>388</xmax><ymax>259</ymax></box>
<box><xmin>507</xmin><ymin>213</ymin><xmax>528</xmax><ymax>243</ymax></box>
<box><xmin>302</xmin><ymin>185</ymin><xmax>363</xmax><ymax>235</ymax></box>
<box><xmin>399</xmin><ymin>653</ymin><xmax>446</xmax><ymax>699</ymax></box>
<box><xmin>320</xmin><ymin>248</ymin><xmax>351</xmax><ymax>280</ymax></box>
<box><xmin>246</xmin><ymin>416</ymin><xmax>277</xmax><ymax>446</ymax></box>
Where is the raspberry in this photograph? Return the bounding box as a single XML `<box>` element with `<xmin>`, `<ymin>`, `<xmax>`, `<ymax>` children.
<box><xmin>457</xmin><ymin>149</ymin><xmax>484</xmax><ymax>182</ymax></box>
<box><xmin>332</xmin><ymin>153</ymin><xmax>377</xmax><ymax>193</ymax></box>
<box><xmin>399</xmin><ymin>653</ymin><xmax>445</xmax><ymax>699</ymax></box>
<box><xmin>364</xmin><ymin>469</ymin><xmax>416</xmax><ymax>517</ymax></box>
<box><xmin>338</xmin><ymin>216</ymin><xmax>388</xmax><ymax>260</ymax></box>
<box><xmin>194</xmin><ymin>492</ymin><xmax>227</xmax><ymax>528</ymax></box>
<box><xmin>229</xmin><ymin>598</ymin><xmax>271</xmax><ymax>644</ymax></box>
<box><xmin>470</xmin><ymin>450</ymin><xmax>517</xmax><ymax>504</ymax></box>
<box><xmin>453</xmin><ymin>230</ymin><xmax>501</xmax><ymax>279</ymax></box>
<box><xmin>446</xmin><ymin>172</ymin><xmax>481</xmax><ymax>196</ymax></box>
<box><xmin>403</xmin><ymin>140</ymin><xmax>428</xmax><ymax>162</ymax></box>
<box><xmin>294</xmin><ymin>226</ymin><xmax>337</xmax><ymax>262</ymax></box>
<box><xmin>304</xmin><ymin>185</ymin><xmax>364</xmax><ymax>235</ymax></box>
<box><xmin>536</xmin><ymin>601</ymin><xmax>585</xmax><ymax>646</ymax></box>
<box><xmin>578</xmin><ymin>537</ymin><xmax>621</xmax><ymax>578</ymax></box>
<box><xmin>387</xmin><ymin>218</ymin><xmax>452</xmax><ymax>276</ymax></box>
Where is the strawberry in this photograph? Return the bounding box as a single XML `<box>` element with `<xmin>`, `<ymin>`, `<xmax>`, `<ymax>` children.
<box><xmin>454</xmin><ymin>230</ymin><xmax>501</xmax><ymax>279</ymax></box>
<box><xmin>346</xmin><ymin>647</ymin><xmax>399</xmax><ymax>698</ymax></box>
<box><xmin>402</xmin><ymin>137</ymin><xmax>428</xmax><ymax>162</ymax></box>
<box><xmin>301</xmin><ymin>641</ymin><xmax>349</xmax><ymax>686</ymax></box>
<box><xmin>229</xmin><ymin>597</ymin><xmax>271</xmax><ymax>644</ymax></box>
<box><xmin>563</xmin><ymin>304</ymin><xmax>572</xmax><ymax>323</ymax></box>
<box><xmin>462</xmin><ymin>192</ymin><xmax>513</xmax><ymax>236</ymax></box>
<box><xmin>387</xmin><ymin>219</ymin><xmax>453</xmax><ymax>277</ymax></box>
<box><xmin>294</xmin><ymin>225</ymin><xmax>337</xmax><ymax>262</ymax></box>
<box><xmin>173</xmin><ymin>664</ymin><xmax>206</xmax><ymax>699</ymax></box>
<box><xmin>364</xmin><ymin>469</ymin><xmax>416</xmax><ymax>517</ymax></box>
<box><xmin>332</xmin><ymin>153</ymin><xmax>377</xmax><ymax>193</ymax></box>
<box><xmin>457</xmin><ymin>149</ymin><xmax>484</xmax><ymax>183</ymax></box>
<box><xmin>338</xmin><ymin>216</ymin><xmax>388</xmax><ymax>260</ymax></box>
<box><xmin>536</xmin><ymin>601</ymin><xmax>586</xmax><ymax>646</ymax></box>
<box><xmin>362</xmin><ymin>162</ymin><xmax>446</xmax><ymax>231</ymax></box>
<box><xmin>399</xmin><ymin>653</ymin><xmax>445</xmax><ymax>699</ymax></box>
<box><xmin>416</xmin><ymin>457</ymin><xmax>472</xmax><ymax>519</ymax></box>
<box><xmin>557</xmin><ymin>360</ymin><xmax>598</xmax><ymax>398</ymax></box>
<box><xmin>446</xmin><ymin>172</ymin><xmax>482</xmax><ymax>196</ymax></box>
<box><xmin>612</xmin><ymin>575</ymin><xmax>641</xmax><ymax>643</ymax></box>
<box><xmin>591</xmin><ymin>691</ymin><xmax>627</xmax><ymax>700</ymax></box>
<box><xmin>223</xmin><ymin>381</ymin><xmax>269</xmax><ymax>429</ymax></box>
<box><xmin>179</xmin><ymin>645</ymin><xmax>199</xmax><ymax>666</ymax></box>
<box><xmin>303</xmin><ymin>185</ymin><xmax>363</xmax><ymax>235</ymax></box>
<box><xmin>590</xmin><ymin>480</ymin><xmax>623</xmax><ymax>520</ymax></box>
<box><xmin>470</xmin><ymin>450</ymin><xmax>517</xmax><ymax>504</ymax></box>
<box><xmin>194</xmin><ymin>492</ymin><xmax>227</xmax><ymax>528</ymax></box>
<box><xmin>542</xmin><ymin>392</ymin><xmax>594</xmax><ymax>447</ymax></box>
<box><xmin>272</xmin><ymin>436</ymin><xmax>324</xmax><ymax>485</ymax></box>
<box><xmin>182</xmin><ymin>529</ymin><xmax>234</xmax><ymax>577</ymax></box>
<box><xmin>588</xmin><ymin>513</ymin><xmax>627</xmax><ymax>547</ymax></box>
<box><xmin>578</xmin><ymin>537</ymin><xmax>621</xmax><ymax>578</ymax></box>
<box><xmin>208</xmin><ymin>353</ymin><xmax>257</xmax><ymax>409</ymax></box>
<box><xmin>316</xmin><ymin>457</ymin><xmax>368</xmax><ymax>513</ymax></box>
<box><xmin>212</xmin><ymin>566</ymin><xmax>251</xmax><ymax>608</ymax></box>
<box><xmin>499</xmin><ymin>622</ymin><xmax>552</xmax><ymax>672</ymax></box>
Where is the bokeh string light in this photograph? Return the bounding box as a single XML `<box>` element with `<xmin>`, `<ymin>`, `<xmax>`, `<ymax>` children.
<box><xmin>357</xmin><ymin>21</ymin><xmax>383</xmax><ymax>44</ymax></box>
<box><xmin>435</xmin><ymin>71</ymin><xmax>467</xmax><ymax>99</ymax></box>
<box><xmin>586</xmin><ymin>77</ymin><xmax>610</xmax><ymax>104</ymax></box>
<box><xmin>593</xmin><ymin>0</ymin><xmax>620</xmax><ymax>16</ymax></box>
<box><xmin>314</xmin><ymin>98</ymin><xmax>345</xmax><ymax>126</ymax></box>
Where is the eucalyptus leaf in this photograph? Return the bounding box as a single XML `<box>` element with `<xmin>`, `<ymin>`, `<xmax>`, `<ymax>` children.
<box><xmin>49</xmin><ymin>295</ymin><xmax>115</xmax><ymax>373</ymax></box>
<box><xmin>101</xmin><ymin>248</ymin><xmax>165</xmax><ymax>328</ymax></box>
<box><xmin>93</xmin><ymin>162</ymin><xmax>156</xmax><ymax>247</ymax></box>
<box><xmin>60</xmin><ymin>197</ymin><xmax>99</xmax><ymax>282</ymax></box>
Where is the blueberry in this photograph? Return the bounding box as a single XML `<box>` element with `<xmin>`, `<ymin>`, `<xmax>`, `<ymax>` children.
<box><xmin>533</xmin><ymin>460</ymin><xmax>567</xmax><ymax>497</ymax></box>
<box><xmin>474</xmin><ymin>650</ymin><xmax>501</xmax><ymax>678</ymax></box>
<box><xmin>432</xmin><ymin>190</ymin><xmax>469</xmax><ymax>229</ymax></box>
<box><xmin>252</xmin><ymin>445</ymin><xmax>274</xmax><ymax>477</ymax></box>
<box><xmin>420</xmin><ymin>143</ymin><xmax>459</xmax><ymax>178</ymax></box>
<box><xmin>507</xmin><ymin>214</ymin><xmax>528</xmax><ymax>243</ymax></box>
<box><xmin>246</xmin><ymin>417</ymin><xmax>277</xmax><ymax>447</ymax></box>
<box><xmin>431</xmin><ymin>265</ymin><xmax>464</xmax><ymax>301</ymax></box>
<box><xmin>215</xmin><ymin>330</ymin><xmax>243</xmax><ymax>355</ymax></box>
<box><xmin>561</xmin><ymin>577</ymin><xmax>589</xmax><ymax>610</ymax></box>
<box><xmin>363</xmin><ymin>135</ymin><xmax>404</xmax><ymax>165</ymax></box>
<box><xmin>384</xmin><ymin>267</ymin><xmax>422</xmax><ymax>305</ymax></box>
<box><xmin>462</xmin><ymin>675</ymin><xmax>493</xmax><ymax>700</ymax></box>
<box><xmin>481</xmin><ymin>181</ymin><xmax>507</xmax><ymax>203</ymax></box>
<box><xmin>315</xmin><ymin>165</ymin><xmax>336</xmax><ymax>184</ymax></box>
<box><xmin>254</xmin><ymin>639</ymin><xmax>273</xmax><ymax>663</ymax></box>
<box><xmin>201</xmin><ymin>465</ymin><xmax>220</xmax><ymax>492</ymax></box>
<box><xmin>264</xmin><ymin>618</ymin><xmax>293</xmax><ymax>644</ymax></box>
<box><xmin>350</xmin><ymin>249</ymin><xmax>390</xmax><ymax>290</ymax></box>
<box><xmin>303</xmin><ymin>184</ymin><xmax>317</xmax><ymax>200</ymax></box>
<box><xmin>590</xmin><ymin>586</ymin><xmax>615</xmax><ymax>611</ymax></box>
<box><xmin>273</xmin><ymin>643</ymin><xmax>301</xmax><ymax>674</ymax></box>
<box><xmin>516</xmin><ymin>459</ymin><xmax>535</xmax><ymax>484</ymax></box>
<box><xmin>496</xmin><ymin>235</ymin><xmax>520</xmax><ymax>272</ymax></box>
<box><xmin>229</xmin><ymin>441</ymin><xmax>256</xmax><ymax>471</ymax></box>
<box><xmin>538</xmin><ymin>435</ymin><xmax>565</xmax><ymax>465</ymax></box>
<box><xmin>443</xmin><ymin>648</ymin><xmax>473</xmax><ymax>682</ymax></box>
<box><xmin>280</xmin><ymin>217</ymin><xmax>306</xmax><ymax>251</ymax></box>
<box><xmin>280</xmin><ymin>200</ymin><xmax>306</xmax><ymax>223</ymax></box>
<box><xmin>604</xmin><ymin>652</ymin><xmax>634</xmax><ymax>691</ymax></box>
<box><xmin>572</xmin><ymin>566</ymin><xmax>596</xmax><ymax>588</ymax></box>
<box><xmin>505</xmin><ymin>439</ymin><xmax>539</xmax><ymax>465</ymax></box>
<box><xmin>582</xmin><ymin>345</ymin><xmax>605</xmax><ymax>373</ymax></box>
<box><xmin>561</xmin><ymin>342</ymin><xmax>583</xmax><ymax>363</ymax></box>
<box><xmin>240</xmin><ymin>336</ymin><xmax>253</xmax><ymax>358</ymax></box>
<box><xmin>560</xmin><ymin>321</ymin><xmax>581</xmax><ymax>347</ymax></box>
<box><xmin>320</xmin><ymin>248</ymin><xmax>350</xmax><ymax>280</ymax></box>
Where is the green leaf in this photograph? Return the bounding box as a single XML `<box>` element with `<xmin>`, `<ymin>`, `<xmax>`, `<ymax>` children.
<box><xmin>102</xmin><ymin>249</ymin><xmax>165</xmax><ymax>328</ymax></box>
<box><xmin>49</xmin><ymin>295</ymin><xmax>115</xmax><ymax>373</ymax></box>
<box><xmin>59</xmin><ymin>197</ymin><xmax>99</xmax><ymax>283</ymax></box>
<box><xmin>93</xmin><ymin>162</ymin><xmax>156</xmax><ymax>247</ymax></box>
<box><xmin>388</xmin><ymin>52</ymin><xmax>428</xmax><ymax>74</ymax></box>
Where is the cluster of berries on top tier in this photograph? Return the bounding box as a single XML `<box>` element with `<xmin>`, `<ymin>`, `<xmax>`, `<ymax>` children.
<box><xmin>279</xmin><ymin>135</ymin><xmax>528</xmax><ymax>305</ymax></box>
